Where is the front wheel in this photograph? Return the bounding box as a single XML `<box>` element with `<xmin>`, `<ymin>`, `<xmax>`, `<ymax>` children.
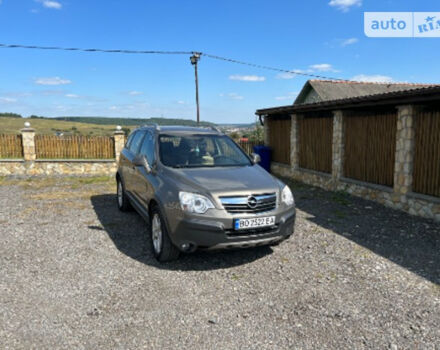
<box><xmin>150</xmin><ymin>206</ymin><xmax>180</xmax><ymax>262</ymax></box>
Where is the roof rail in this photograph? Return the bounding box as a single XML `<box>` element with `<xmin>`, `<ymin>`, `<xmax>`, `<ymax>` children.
<box><xmin>142</xmin><ymin>123</ymin><xmax>161</xmax><ymax>131</ymax></box>
<box><xmin>208</xmin><ymin>125</ymin><xmax>221</xmax><ymax>133</ymax></box>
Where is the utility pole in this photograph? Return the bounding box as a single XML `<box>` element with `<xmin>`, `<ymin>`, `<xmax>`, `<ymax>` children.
<box><xmin>190</xmin><ymin>52</ymin><xmax>201</xmax><ymax>125</ymax></box>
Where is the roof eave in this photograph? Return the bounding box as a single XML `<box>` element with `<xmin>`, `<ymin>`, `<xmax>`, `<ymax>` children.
<box><xmin>256</xmin><ymin>86</ymin><xmax>440</xmax><ymax>116</ymax></box>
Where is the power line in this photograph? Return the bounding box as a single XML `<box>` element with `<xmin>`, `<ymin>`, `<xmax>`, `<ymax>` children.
<box><xmin>201</xmin><ymin>53</ymin><xmax>347</xmax><ymax>81</ymax></box>
<box><xmin>0</xmin><ymin>43</ymin><xmax>192</xmax><ymax>55</ymax></box>
<box><xmin>0</xmin><ymin>42</ymin><xmax>347</xmax><ymax>81</ymax></box>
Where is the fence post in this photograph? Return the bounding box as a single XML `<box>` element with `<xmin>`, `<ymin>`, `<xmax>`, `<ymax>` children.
<box><xmin>393</xmin><ymin>105</ymin><xmax>417</xmax><ymax>197</ymax></box>
<box><xmin>21</xmin><ymin>122</ymin><xmax>36</xmax><ymax>161</ymax></box>
<box><xmin>331</xmin><ymin>110</ymin><xmax>345</xmax><ymax>185</ymax></box>
<box><xmin>290</xmin><ymin>114</ymin><xmax>300</xmax><ymax>171</ymax></box>
<box><xmin>263</xmin><ymin>116</ymin><xmax>270</xmax><ymax>146</ymax></box>
<box><xmin>113</xmin><ymin>126</ymin><xmax>125</xmax><ymax>163</ymax></box>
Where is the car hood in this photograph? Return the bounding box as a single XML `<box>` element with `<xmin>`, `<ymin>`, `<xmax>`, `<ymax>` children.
<box><xmin>165</xmin><ymin>165</ymin><xmax>281</xmax><ymax>195</ymax></box>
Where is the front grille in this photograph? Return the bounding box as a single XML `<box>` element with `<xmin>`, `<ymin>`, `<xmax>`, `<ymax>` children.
<box><xmin>225</xmin><ymin>224</ymin><xmax>279</xmax><ymax>237</ymax></box>
<box><xmin>220</xmin><ymin>193</ymin><xmax>277</xmax><ymax>214</ymax></box>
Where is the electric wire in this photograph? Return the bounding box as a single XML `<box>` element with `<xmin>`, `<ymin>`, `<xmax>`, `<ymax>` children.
<box><xmin>0</xmin><ymin>43</ymin><xmax>347</xmax><ymax>81</ymax></box>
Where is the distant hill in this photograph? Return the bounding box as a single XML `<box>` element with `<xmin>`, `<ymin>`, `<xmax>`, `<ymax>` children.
<box><xmin>54</xmin><ymin>116</ymin><xmax>216</xmax><ymax>127</ymax></box>
<box><xmin>218</xmin><ymin>123</ymin><xmax>255</xmax><ymax>128</ymax></box>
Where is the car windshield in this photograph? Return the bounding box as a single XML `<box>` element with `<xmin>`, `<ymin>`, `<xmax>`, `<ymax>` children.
<box><xmin>159</xmin><ymin>134</ymin><xmax>252</xmax><ymax>168</ymax></box>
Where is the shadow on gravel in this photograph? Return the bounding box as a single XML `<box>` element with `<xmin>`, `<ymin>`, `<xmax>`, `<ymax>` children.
<box><xmin>285</xmin><ymin>179</ymin><xmax>440</xmax><ymax>285</ymax></box>
<box><xmin>90</xmin><ymin>194</ymin><xmax>273</xmax><ymax>271</ymax></box>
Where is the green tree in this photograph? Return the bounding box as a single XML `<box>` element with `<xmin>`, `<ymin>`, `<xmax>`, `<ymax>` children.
<box><xmin>249</xmin><ymin>121</ymin><xmax>264</xmax><ymax>144</ymax></box>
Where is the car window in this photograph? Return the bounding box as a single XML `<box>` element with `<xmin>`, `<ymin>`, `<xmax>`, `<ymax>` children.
<box><xmin>128</xmin><ymin>131</ymin><xmax>145</xmax><ymax>154</ymax></box>
<box><xmin>159</xmin><ymin>134</ymin><xmax>251</xmax><ymax>168</ymax></box>
<box><xmin>125</xmin><ymin>131</ymin><xmax>136</xmax><ymax>149</ymax></box>
<box><xmin>139</xmin><ymin>131</ymin><xmax>156</xmax><ymax>165</ymax></box>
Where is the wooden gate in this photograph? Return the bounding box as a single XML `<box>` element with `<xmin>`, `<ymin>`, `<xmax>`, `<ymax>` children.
<box><xmin>413</xmin><ymin>108</ymin><xmax>440</xmax><ymax>197</ymax></box>
<box><xmin>298</xmin><ymin>115</ymin><xmax>333</xmax><ymax>173</ymax></box>
<box><xmin>268</xmin><ymin>117</ymin><xmax>291</xmax><ymax>164</ymax></box>
<box><xmin>344</xmin><ymin>111</ymin><xmax>397</xmax><ymax>187</ymax></box>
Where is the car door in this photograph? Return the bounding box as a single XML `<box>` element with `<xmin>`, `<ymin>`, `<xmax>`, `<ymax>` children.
<box><xmin>118</xmin><ymin>131</ymin><xmax>137</xmax><ymax>187</ymax></box>
<box><xmin>132</xmin><ymin>130</ymin><xmax>157</xmax><ymax>208</ymax></box>
<box><xmin>123</xmin><ymin>130</ymin><xmax>146</xmax><ymax>196</ymax></box>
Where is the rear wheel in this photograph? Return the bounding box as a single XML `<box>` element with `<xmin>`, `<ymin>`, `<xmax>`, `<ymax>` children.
<box><xmin>150</xmin><ymin>206</ymin><xmax>180</xmax><ymax>262</ymax></box>
<box><xmin>116</xmin><ymin>178</ymin><xmax>132</xmax><ymax>212</ymax></box>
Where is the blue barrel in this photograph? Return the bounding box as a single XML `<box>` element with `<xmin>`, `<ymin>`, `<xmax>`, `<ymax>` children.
<box><xmin>253</xmin><ymin>145</ymin><xmax>271</xmax><ymax>172</ymax></box>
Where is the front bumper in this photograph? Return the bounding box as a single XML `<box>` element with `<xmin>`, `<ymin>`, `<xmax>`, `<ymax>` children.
<box><xmin>166</xmin><ymin>207</ymin><xmax>296</xmax><ymax>251</ymax></box>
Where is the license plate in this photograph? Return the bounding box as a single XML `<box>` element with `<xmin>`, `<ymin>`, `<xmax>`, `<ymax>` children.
<box><xmin>234</xmin><ymin>216</ymin><xmax>276</xmax><ymax>230</ymax></box>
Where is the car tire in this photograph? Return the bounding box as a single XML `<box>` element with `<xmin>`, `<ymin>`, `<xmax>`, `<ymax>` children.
<box><xmin>150</xmin><ymin>205</ymin><xmax>180</xmax><ymax>262</ymax></box>
<box><xmin>117</xmin><ymin>178</ymin><xmax>132</xmax><ymax>212</ymax></box>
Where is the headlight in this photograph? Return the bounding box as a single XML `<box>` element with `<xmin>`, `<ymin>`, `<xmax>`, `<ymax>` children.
<box><xmin>281</xmin><ymin>185</ymin><xmax>294</xmax><ymax>206</ymax></box>
<box><xmin>179</xmin><ymin>191</ymin><xmax>215</xmax><ymax>214</ymax></box>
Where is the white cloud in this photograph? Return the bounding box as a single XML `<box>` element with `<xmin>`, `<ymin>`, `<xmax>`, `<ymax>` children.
<box><xmin>38</xmin><ymin>1</ymin><xmax>62</xmax><ymax>9</ymax></box>
<box><xmin>276</xmin><ymin>69</ymin><xmax>309</xmax><ymax>80</ymax></box>
<box><xmin>352</xmin><ymin>74</ymin><xmax>394</xmax><ymax>83</ymax></box>
<box><xmin>341</xmin><ymin>38</ymin><xmax>358</xmax><ymax>46</ymax></box>
<box><xmin>128</xmin><ymin>90</ymin><xmax>143</xmax><ymax>96</ymax></box>
<box><xmin>229</xmin><ymin>75</ymin><xmax>265</xmax><ymax>82</ymax></box>
<box><xmin>309</xmin><ymin>63</ymin><xmax>337</xmax><ymax>72</ymax></box>
<box><xmin>65</xmin><ymin>93</ymin><xmax>79</xmax><ymax>98</ymax></box>
<box><xmin>35</xmin><ymin>77</ymin><xmax>71</xmax><ymax>85</ymax></box>
<box><xmin>328</xmin><ymin>0</ymin><xmax>361</xmax><ymax>12</ymax></box>
<box><xmin>0</xmin><ymin>97</ymin><xmax>17</xmax><ymax>103</ymax></box>
<box><xmin>109</xmin><ymin>106</ymin><xmax>118</xmax><ymax>110</ymax></box>
<box><xmin>277</xmin><ymin>65</ymin><xmax>338</xmax><ymax>78</ymax></box>
<box><xmin>220</xmin><ymin>93</ymin><xmax>244</xmax><ymax>100</ymax></box>
<box><xmin>177</xmin><ymin>100</ymin><xmax>186</xmax><ymax>105</ymax></box>
<box><xmin>228</xmin><ymin>93</ymin><xmax>244</xmax><ymax>100</ymax></box>
<box><xmin>275</xmin><ymin>92</ymin><xmax>298</xmax><ymax>101</ymax></box>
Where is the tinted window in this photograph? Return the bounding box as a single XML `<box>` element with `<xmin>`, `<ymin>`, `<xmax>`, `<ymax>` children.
<box><xmin>128</xmin><ymin>131</ymin><xmax>145</xmax><ymax>154</ymax></box>
<box><xmin>159</xmin><ymin>134</ymin><xmax>251</xmax><ymax>168</ymax></box>
<box><xmin>139</xmin><ymin>131</ymin><xmax>156</xmax><ymax>165</ymax></box>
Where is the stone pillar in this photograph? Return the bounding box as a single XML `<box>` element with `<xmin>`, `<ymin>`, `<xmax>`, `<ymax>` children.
<box><xmin>21</xmin><ymin>123</ymin><xmax>36</xmax><ymax>161</ymax></box>
<box><xmin>290</xmin><ymin>114</ymin><xmax>300</xmax><ymax>171</ymax></box>
<box><xmin>393</xmin><ymin>105</ymin><xmax>417</xmax><ymax>196</ymax></box>
<box><xmin>113</xmin><ymin>126</ymin><xmax>126</xmax><ymax>163</ymax></box>
<box><xmin>263</xmin><ymin>116</ymin><xmax>270</xmax><ymax>146</ymax></box>
<box><xmin>332</xmin><ymin>110</ymin><xmax>345</xmax><ymax>182</ymax></box>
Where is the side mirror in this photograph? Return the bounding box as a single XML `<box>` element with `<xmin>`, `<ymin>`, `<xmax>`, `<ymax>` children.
<box><xmin>251</xmin><ymin>153</ymin><xmax>261</xmax><ymax>164</ymax></box>
<box><xmin>133</xmin><ymin>154</ymin><xmax>152</xmax><ymax>173</ymax></box>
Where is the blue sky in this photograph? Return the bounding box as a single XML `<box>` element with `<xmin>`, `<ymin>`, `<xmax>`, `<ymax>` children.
<box><xmin>0</xmin><ymin>0</ymin><xmax>439</xmax><ymax>124</ymax></box>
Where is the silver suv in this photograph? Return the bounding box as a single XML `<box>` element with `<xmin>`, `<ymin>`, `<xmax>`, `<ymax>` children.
<box><xmin>116</xmin><ymin>125</ymin><xmax>296</xmax><ymax>262</ymax></box>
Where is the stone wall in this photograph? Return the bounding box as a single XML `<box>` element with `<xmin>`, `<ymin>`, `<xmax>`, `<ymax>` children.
<box><xmin>0</xmin><ymin>160</ymin><xmax>117</xmax><ymax>176</ymax></box>
<box><xmin>0</xmin><ymin>123</ymin><xmax>125</xmax><ymax>177</ymax></box>
<box><xmin>268</xmin><ymin>104</ymin><xmax>440</xmax><ymax>223</ymax></box>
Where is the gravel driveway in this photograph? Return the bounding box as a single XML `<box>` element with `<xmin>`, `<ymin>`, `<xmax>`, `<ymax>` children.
<box><xmin>0</xmin><ymin>176</ymin><xmax>439</xmax><ymax>349</ymax></box>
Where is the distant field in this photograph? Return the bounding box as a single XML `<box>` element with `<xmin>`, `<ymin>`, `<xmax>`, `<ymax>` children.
<box><xmin>0</xmin><ymin>117</ymin><xmax>137</xmax><ymax>136</ymax></box>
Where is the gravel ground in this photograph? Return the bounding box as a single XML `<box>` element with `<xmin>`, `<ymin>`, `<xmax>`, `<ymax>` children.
<box><xmin>0</xmin><ymin>176</ymin><xmax>439</xmax><ymax>349</ymax></box>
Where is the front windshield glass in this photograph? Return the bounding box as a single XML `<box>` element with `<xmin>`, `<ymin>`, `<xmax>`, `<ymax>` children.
<box><xmin>159</xmin><ymin>134</ymin><xmax>252</xmax><ymax>168</ymax></box>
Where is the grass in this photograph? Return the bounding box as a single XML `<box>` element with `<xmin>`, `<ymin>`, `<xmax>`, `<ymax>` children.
<box><xmin>0</xmin><ymin>116</ymin><xmax>138</xmax><ymax>136</ymax></box>
<box><xmin>330</xmin><ymin>190</ymin><xmax>351</xmax><ymax>206</ymax></box>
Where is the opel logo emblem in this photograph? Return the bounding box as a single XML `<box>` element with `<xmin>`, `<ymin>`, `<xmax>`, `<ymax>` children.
<box><xmin>247</xmin><ymin>196</ymin><xmax>258</xmax><ymax>208</ymax></box>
